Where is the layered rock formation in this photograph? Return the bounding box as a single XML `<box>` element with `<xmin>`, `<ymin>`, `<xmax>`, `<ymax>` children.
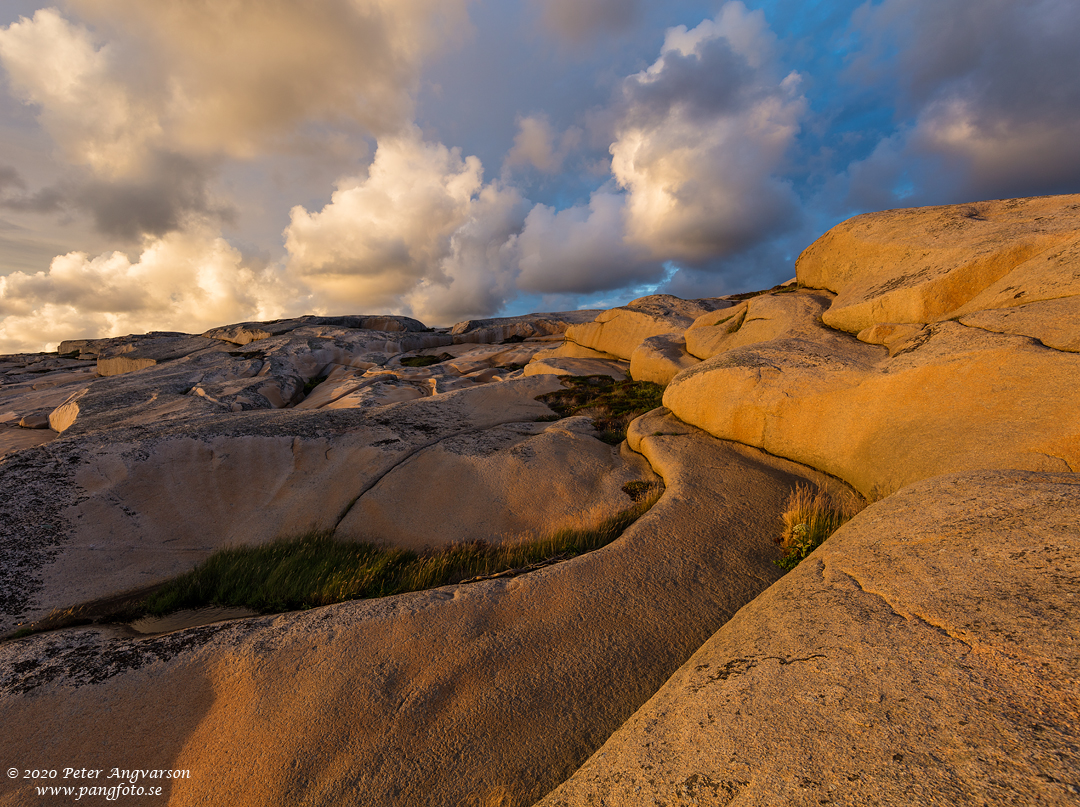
<box><xmin>1</xmin><ymin>194</ymin><xmax>1077</xmax><ymax>806</ymax></box>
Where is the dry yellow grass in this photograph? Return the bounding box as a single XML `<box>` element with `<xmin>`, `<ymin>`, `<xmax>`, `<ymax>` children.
<box><xmin>777</xmin><ymin>483</ymin><xmax>865</xmax><ymax>569</ymax></box>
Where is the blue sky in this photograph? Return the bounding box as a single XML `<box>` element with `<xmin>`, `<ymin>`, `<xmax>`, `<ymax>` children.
<box><xmin>0</xmin><ymin>0</ymin><xmax>1078</xmax><ymax>351</ymax></box>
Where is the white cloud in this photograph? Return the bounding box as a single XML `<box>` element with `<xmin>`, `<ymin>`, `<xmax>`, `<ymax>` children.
<box><xmin>0</xmin><ymin>8</ymin><xmax>159</xmax><ymax>177</ymax></box>
<box><xmin>285</xmin><ymin>127</ymin><xmax>539</xmax><ymax>324</ymax></box>
<box><xmin>406</xmin><ymin>182</ymin><xmax>528</xmax><ymax>324</ymax></box>
<box><xmin>0</xmin><ymin>1</ymin><xmax>469</xmax><ymax>175</ymax></box>
<box><xmin>609</xmin><ymin>2</ymin><xmax>806</xmax><ymax>263</ymax></box>
<box><xmin>0</xmin><ymin>1</ymin><xmax>817</xmax><ymax>350</ymax></box>
<box><xmin>0</xmin><ymin>222</ymin><xmax>294</xmax><ymax>353</ymax></box>
<box><xmin>251</xmin><ymin>3</ymin><xmax>811</xmax><ymax>324</ymax></box>
<box><xmin>284</xmin><ymin>128</ymin><xmax>486</xmax><ymax>311</ymax></box>
<box><xmin>0</xmin><ymin>0</ymin><xmax>471</xmax><ymax>252</ymax></box>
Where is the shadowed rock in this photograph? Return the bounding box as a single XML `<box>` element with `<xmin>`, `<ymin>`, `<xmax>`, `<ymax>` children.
<box><xmin>450</xmin><ymin>311</ymin><xmax>600</xmax><ymax>344</ymax></box>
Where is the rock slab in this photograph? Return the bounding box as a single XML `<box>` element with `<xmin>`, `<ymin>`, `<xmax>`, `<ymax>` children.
<box><xmin>539</xmin><ymin>470</ymin><xmax>1080</xmax><ymax>807</ymax></box>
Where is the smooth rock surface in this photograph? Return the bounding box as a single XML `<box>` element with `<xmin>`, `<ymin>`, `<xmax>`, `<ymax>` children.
<box><xmin>0</xmin><ymin>411</ymin><xmax>850</xmax><ymax>807</ymax></box>
<box><xmin>0</xmin><ymin>425</ymin><xmax>55</xmax><ymax>459</ymax></box>
<box><xmin>684</xmin><ymin>290</ymin><xmax>835</xmax><ymax>360</ymax></box>
<box><xmin>796</xmin><ymin>194</ymin><xmax>1080</xmax><ymax>333</ymax></box>
<box><xmin>628</xmin><ymin>333</ymin><xmax>699</xmax><ymax>385</ymax></box>
<box><xmin>958</xmin><ymin>296</ymin><xmax>1080</xmax><ymax>352</ymax></box>
<box><xmin>539</xmin><ymin>470</ymin><xmax>1080</xmax><ymax>807</ymax></box>
<box><xmin>563</xmin><ymin>295</ymin><xmax>728</xmax><ymax>360</ymax></box>
<box><xmin>524</xmin><ymin>357</ymin><xmax>630</xmax><ymax>380</ymax></box>
<box><xmin>1</xmin><ymin>375</ymin><xmax>568</xmax><ymax>631</ymax></box>
<box><xmin>665</xmin><ymin>321</ymin><xmax>1079</xmax><ymax>497</ymax></box>
<box><xmin>948</xmin><ymin>231</ymin><xmax>1080</xmax><ymax>315</ymax></box>
<box><xmin>337</xmin><ymin>417</ymin><xmax>657</xmax><ymax>550</ymax></box>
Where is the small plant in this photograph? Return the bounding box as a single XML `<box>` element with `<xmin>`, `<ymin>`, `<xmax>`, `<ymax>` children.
<box><xmin>302</xmin><ymin>374</ymin><xmax>328</xmax><ymax>394</ymax></box>
<box><xmin>775</xmin><ymin>484</ymin><xmax>864</xmax><ymax>570</ymax></box>
<box><xmin>537</xmin><ymin>376</ymin><xmax>664</xmax><ymax>444</ymax></box>
<box><xmin>400</xmin><ymin>353</ymin><xmax>453</xmax><ymax>368</ymax></box>
<box><xmin>621</xmin><ymin>480</ymin><xmax>661</xmax><ymax>502</ymax></box>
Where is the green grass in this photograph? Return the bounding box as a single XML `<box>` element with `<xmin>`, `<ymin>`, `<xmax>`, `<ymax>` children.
<box><xmin>537</xmin><ymin>376</ymin><xmax>665</xmax><ymax>444</ymax></box>
<box><xmin>140</xmin><ymin>487</ymin><xmax>662</xmax><ymax>617</ymax></box>
<box><xmin>400</xmin><ymin>353</ymin><xmax>453</xmax><ymax>367</ymax></box>
<box><xmin>775</xmin><ymin>483</ymin><xmax>864</xmax><ymax>570</ymax></box>
<box><xmin>302</xmin><ymin>374</ymin><xmax>328</xmax><ymax>394</ymax></box>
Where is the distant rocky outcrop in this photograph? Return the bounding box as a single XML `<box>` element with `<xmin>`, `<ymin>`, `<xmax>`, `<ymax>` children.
<box><xmin>450</xmin><ymin>311</ymin><xmax>600</xmax><ymax>344</ymax></box>
<box><xmin>553</xmin><ymin>294</ymin><xmax>728</xmax><ymax>361</ymax></box>
<box><xmin>1</xmin><ymin>194</ymin><xmax>1077</xmax><ymax>807</ymax></box>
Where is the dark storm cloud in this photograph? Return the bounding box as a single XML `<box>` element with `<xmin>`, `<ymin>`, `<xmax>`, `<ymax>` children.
<box><xmin>0</xmin><ymin>165</ymin><xmax>63</xmax><ymax>213</ymax></box>
<box><xmin>72</xmin><ymin>153</ymin><xmax>236</xmax><ymax>241</ymax></box>
<box><xmin>845</xmin><ymin>0</ymin><xmax>1080</xmax><ymax>205</ymax></box>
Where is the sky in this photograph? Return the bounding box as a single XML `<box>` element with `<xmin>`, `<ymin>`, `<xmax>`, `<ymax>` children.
<box><xmin>0</xmin><ymin>0</ymin><xmax>1078</xmax><ymax>352</ymax></box>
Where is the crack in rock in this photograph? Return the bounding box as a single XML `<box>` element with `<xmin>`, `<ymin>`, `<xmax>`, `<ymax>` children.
<box><xmin>689</xmin><ymin>653</ymin><xmax>827</xmax><ymax>693</ymax></box>
<box><xmin>836</xmin><ymin>568</ymin><xmax>975</xmax><ymax>650</ymax></box>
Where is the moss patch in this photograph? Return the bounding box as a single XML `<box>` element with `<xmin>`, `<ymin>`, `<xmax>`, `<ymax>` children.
<box><xmin>400</xmin><ymin>353</ymin><xmax>453</xmax><ymax>368</ymax></box>
<box><xmin>537</xmin><ymin>375</ymin><xmax>664</xmax><ymax>444</ymax></box>
<box><xmin>302</xmin><ymin>374</ymin><xmax>328</xmax><ymax>394</ymax></box>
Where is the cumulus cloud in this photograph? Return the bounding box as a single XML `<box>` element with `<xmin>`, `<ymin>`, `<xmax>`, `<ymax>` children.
<box><xmin>0</xmin><ymin>1</ymin><xmax>468</xmax><ymax>173</ymax></box>
<box><xmin>609</xmin><ymin>2</ymin><xmax>807</xmax><ymax>264</ymax></box>
<box><xmin>0</xmin><ymin>222</ymin><xmax>295</xmax><ymax>353</ymax></box>
<box><xmin>405</xmin><ymin>182</ymin><xmax>528</xmax><ymax>324</ymax></box>
<box><xmin>0</xmin><ymin>1</ymin><xmax>468</xmax><ymax>246</ymax></box>
<box><xmin>285</xmin><ymin>127</ymin><xmax>526</xmax><ymax>321</ymax></box>
<box><xmin>846</xmin><ymin>0</ymin><xmax>1080</xmax><ymax>203</ymax></box>
<box><xmin>284</xmin><ymin>129</ymin><xmax>481</xmax><ymax>307</ymax></box>
<box><xmin>539</xmin><ymin>0</ymin><xmax>640</xmax><ymax>43</ymax></box>
<box><xmin>287</xmin><ymin>3</ymin><xmax>809</xmax><ymax>322</ymax></box>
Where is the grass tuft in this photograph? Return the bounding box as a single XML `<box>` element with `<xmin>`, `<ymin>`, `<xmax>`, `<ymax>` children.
<box><xmin>302</xmin><ymin>374</ymin><xmax>328</xmax><ymax>394</ymax></box>
<box><xmin>775</xmin><ymin>483</ymin><xmax>864</xmax><ymax>570</ymax></box>
<box><xmin>140</xmin><ymin>488</ymin><xmax>662</xmax><ymax>617</ymax></box>
<box><xmin>537</xmin><ymin>376</ymin><xmax>664</xmax><ymax>444</ymax></box>
<box><xmin>622</xmin><ymin>480</ymin><xmax>661</xmax><ymax>502</ymax></box>
<box><xmin>400</xmin><ymin>353</ymin><xmax>453</xmax><ymax>367</ymax></box>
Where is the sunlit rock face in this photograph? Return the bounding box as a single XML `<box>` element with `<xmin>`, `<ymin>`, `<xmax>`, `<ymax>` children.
<box><xmin>1</xmin><ymin>195</ymin><xmax>1077</xmax><ymax>807</ymax></box>
<box><xmin>795</xmin><ymin>193</ymin><xmax>1080</xmax><ymax>334</ymax></box>
<box><xmin>664</xmin><ymin>194</ymin><xmax>1080</xmax><ymax>497</ymax></box>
